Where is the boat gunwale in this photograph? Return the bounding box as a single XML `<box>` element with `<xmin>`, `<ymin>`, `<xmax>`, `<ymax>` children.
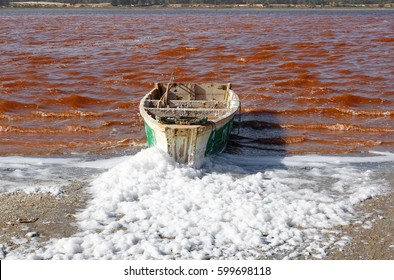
<box><xmin>139</xmin><ymin>83</ymin><xmax>240</xmax><ymax>129</ymax></box>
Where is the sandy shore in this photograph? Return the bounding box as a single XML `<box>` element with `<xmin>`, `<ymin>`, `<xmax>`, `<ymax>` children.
<box><xmin>1</xmin><ymin>181</ymin><xmax>393</xmax><ymax>259</ymax></box>
<box><xmin>0</xmin><ymin>182</ymin><xmax>89</xmax><ymax>254</ymax></box>
<box><xmin>8</xmin><ymin>2</ymin><xmax>112</xmax><ymax>8</ymax></box>
<box><xmin>326</xmin><ymin>192</ymin><xmax>394</xmax><ymax>259</ymax></box>
<box><xmin>6</xmin><ymin>2</ymin><xmax>394</xmax><ymax>9</ymax></box>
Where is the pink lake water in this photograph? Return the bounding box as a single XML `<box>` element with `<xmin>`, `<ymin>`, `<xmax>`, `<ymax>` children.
<box><xmin>0</xmin><ymin>9</ymin><xmax>393</xmax><ymax>156</ymax></box>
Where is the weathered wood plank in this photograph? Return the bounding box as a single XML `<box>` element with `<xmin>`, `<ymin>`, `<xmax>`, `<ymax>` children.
<box><xmin>145</xmin><ymin>107</ymin><xmax>228</xmax><ymax>119</ymax></box>
<box><xmin>144</xmin><ymin>100</ymin><xmax>227</xmax><ymax>109</ymax></box>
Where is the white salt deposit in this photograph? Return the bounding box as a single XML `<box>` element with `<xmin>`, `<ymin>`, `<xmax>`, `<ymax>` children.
<box><xmin>0</xmin><ymin>156</ymin><xmax>114</xmax><ymax>195</ymax></box>
<box><xmin>1</xmin><ymin>149</ymin><xmax>393</xmax><ymax>259</ymax></box>
<box><xmin>0</xmin><ymin>157</ymin><xmax>77</xmax><ymax>195</ymax></box>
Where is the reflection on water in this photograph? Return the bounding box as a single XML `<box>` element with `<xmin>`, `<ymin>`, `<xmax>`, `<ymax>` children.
<box><xmin>0</xmin><ymin>9</ymin><xmax>393</xmax><ymax>156</ymax></box>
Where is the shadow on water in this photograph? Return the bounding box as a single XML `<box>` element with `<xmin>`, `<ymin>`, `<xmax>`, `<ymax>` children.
<box><xmin>205</xmin><ymin>111</ymin><xmax>288</xmax><ymax>174</ymax></box>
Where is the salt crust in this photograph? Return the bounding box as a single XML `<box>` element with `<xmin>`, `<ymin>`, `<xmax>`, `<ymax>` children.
<box><xmin>2</xmin><ymin>149</ymin><xmax>393</xmax><ymax>259</ymax></box>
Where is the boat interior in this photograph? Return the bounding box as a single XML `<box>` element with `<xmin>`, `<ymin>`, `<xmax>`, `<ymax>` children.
<box><xmin>142</xmin><ymin>83</ymin><xmax>233</xmax><ymax>122</ymax></box>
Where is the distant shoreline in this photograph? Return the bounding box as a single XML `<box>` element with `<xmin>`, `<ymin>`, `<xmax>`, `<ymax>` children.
<box><xmin>3</xmin><ymin>2</ymin><xmax>394</xmax><ymax>10</ymax></box>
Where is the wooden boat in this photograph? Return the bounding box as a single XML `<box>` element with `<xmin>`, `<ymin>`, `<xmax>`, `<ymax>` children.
<box><xmin>139</xmin><ymin>80</ymin><xmax>240</xmax><ymax>168</ymax></box>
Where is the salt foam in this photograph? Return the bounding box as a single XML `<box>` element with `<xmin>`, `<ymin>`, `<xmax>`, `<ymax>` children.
<box><xmin>3</xmin><ymin>148</ymin><xmax>393</xmax><ymax>259</ymax></box>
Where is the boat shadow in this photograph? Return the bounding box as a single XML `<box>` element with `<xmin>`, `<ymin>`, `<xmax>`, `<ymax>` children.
<box><xmin>203</xmin><ymin>111</ymin><xmax>287</xmax><ymax>174</ymax></box>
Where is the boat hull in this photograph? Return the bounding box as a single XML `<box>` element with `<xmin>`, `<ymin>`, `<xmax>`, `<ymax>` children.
<box><xmin>143</xmin><ymin>115</ymin><xmax>235</xmax><ymax>168</ymax></box>
<box><xmin>139</xmin><ymin>83</ymin><xmax>239</xmax><ymax>168</ymax></box>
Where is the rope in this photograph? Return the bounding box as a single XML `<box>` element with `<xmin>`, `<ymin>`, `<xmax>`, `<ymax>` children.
<box><xmin>156</xmin><ymin>116</ymin><xmax>208</xmax><ymax>125</ymax></box>
<box><xmin>237</xmin><ymin>100</ymin><xmax>242</xmax><ymax>135</ymax></box>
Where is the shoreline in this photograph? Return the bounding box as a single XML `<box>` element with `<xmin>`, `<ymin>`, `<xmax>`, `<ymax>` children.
<box><xmin>3</xmin><ymin>3</ymin><xmax>394</xmax><ymax>10</ymax></box>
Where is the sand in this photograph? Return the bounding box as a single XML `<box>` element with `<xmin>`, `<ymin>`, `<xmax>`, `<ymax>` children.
<box><xmin>0</xmin><ymin>183</ymin><xmax>393</xmax><ymax>259</ymax></box>
<box><xmin>0</xmin><ymin>182</ymin><xmax>89</xmax><ymax>252</ymax></box>
<box><xmin>326</xmin><ymin>192</ymin><xmax>394</xmax><ymax>260</ymax></box>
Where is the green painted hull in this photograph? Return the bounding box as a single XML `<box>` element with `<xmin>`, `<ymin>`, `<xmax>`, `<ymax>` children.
<box><xmin>144</xmin><ymin>121</ymin><xmax>156</xmax><ymax>148</ymax></box>
<box><xmin>143</xmin><ymin>116</ymin><xmax>235</xmax><ymax>157</ymax></box>
<box><xmin>205</xmin><ymin>117</ymin><xmax>234</xmax><ymax>156</ymax></box>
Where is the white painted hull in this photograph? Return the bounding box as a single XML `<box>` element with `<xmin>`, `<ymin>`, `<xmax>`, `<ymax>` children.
<box><xmin>139</xmin><ymin>83</ymin><xmax>240</xmax><ymax>168</ymax></box>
